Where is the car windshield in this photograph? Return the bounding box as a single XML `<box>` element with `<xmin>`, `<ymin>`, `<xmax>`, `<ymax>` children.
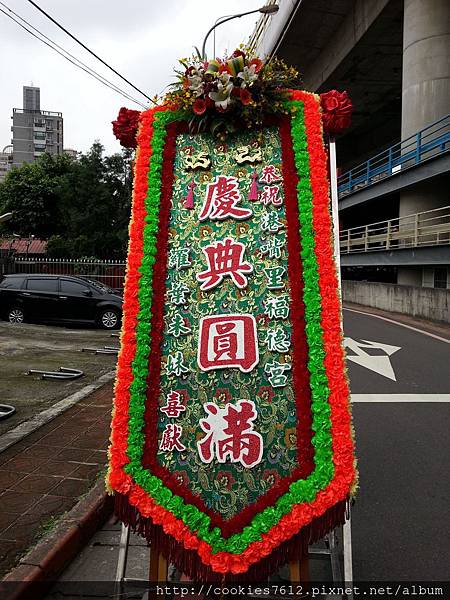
<box><xmin>82</xmin><ymin>278</ymin><xmax>114</xmax><ymax>294</ymax></box>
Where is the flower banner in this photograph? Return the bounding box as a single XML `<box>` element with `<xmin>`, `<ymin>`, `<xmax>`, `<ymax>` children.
<box><xmin>108</xmin><ymin>90</ymin><xmax>355</xmax><ymax>580</ymax></box>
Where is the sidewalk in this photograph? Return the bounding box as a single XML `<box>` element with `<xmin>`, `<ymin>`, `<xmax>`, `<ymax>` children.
<box><xmin>0</xmin><ymin>381</ymin><xmax>114</xmax><ymax>578</ymax></box>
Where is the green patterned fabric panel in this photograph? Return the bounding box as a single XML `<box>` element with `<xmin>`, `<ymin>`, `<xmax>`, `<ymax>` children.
<box><xmin>155</xmin><ymin>127</ymin><xmax>300</xmax><ymax>518</ymax></box>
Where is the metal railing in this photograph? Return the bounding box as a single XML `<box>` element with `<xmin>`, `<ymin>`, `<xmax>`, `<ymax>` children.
<box><xmin>340</xmin><ymin>205</ymin><xmax>450</xmax><ymax>254</ymax></box>
<box><xmin>6</xmin><ymin>257</ymin><xmax>126</xmax><ymax>290</ymax></box>
<box><xmin>338</xmin><ymin>114</ymin><xmax>450</xmax><ymax>198</ymax></box>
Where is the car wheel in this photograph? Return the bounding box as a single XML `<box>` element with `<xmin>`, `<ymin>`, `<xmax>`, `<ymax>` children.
<box><xmin>8</xmin><ymin>307</ymin><xmax>25</xmax><ymax>324</ymax></box>
<box><xmin>98</xmin><ymin>308</ymin><xmax>120</xmax><ymax>330</ymax></box>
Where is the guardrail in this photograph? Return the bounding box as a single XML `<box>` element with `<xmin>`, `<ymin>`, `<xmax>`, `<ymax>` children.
<box><xmin>340</xmin><ymin>205</ymin><xmax>450</xmax><ymax>254</ymax></box>
<box><xmin>338</xmin><ymin>114</ymin><xmax>450</xmax><ymax>198</ymax></box>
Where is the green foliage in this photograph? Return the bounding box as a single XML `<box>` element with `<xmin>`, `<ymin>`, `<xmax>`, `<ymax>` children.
<box><xmin>0</xmin><ymin>143</ymin><xmax>133</xmax><ymax>259</ymax></box>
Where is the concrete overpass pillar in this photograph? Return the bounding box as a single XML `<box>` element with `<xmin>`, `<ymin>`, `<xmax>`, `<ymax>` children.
<box><xmin>398</xmin><ymin>0</ymin><xmax>450</xmax><ymax>285</ymax></box>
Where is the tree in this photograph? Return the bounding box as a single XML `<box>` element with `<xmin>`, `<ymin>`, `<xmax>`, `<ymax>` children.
<box><xmin>0</xmin><ymin>143</ymin><xmax>133</xmax><ymax>259</ymax></box>
<box><xmin>0</xmin><ymin>153</ymin><xmax>73</xmax><ymax>238</ymax></box>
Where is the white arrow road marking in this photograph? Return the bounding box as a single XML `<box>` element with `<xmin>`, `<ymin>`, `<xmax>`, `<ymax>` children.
<box><xmin>344</xmin><ymin>338</ymin><xmax>401</xmax><ymax>381</ymax></box>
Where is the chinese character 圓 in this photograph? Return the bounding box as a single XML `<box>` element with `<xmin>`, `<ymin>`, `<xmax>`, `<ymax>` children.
<box><xmin>160</xmin><ymin>423</ymin><xmax>186</xmax><ymax>452</ymax></box>
<box><xmin>196</xmin><ymin>238</ymin><xmax>253</xmax><ymax>291</ymax></box>
<box><xmin>260</xmin><ymin>236</ymin><xmax>284</xmax><ymax>259</ymax></box>
<box><xmin>167</xmin><ymin>313</ymin><xmax>191</xmax><ymax>338</ymax></box>
<box><xmin>264</xmin><ymin>266</ymin><xmax>286</xmax><ymax>290</ymax></box>
<box><xmin>168</xmin><ymin>247</ymin><xmax>191</xmax><ymax>270</ymax></box>
<box><xmin>166</xmin><ymin>351</ymin><xmax>189</xmax><ymax>377</ymax></box>
<box><xmin>265</xmin><ymin>327</ymin><xmax>290</xmax><ymax>353</ymax></box>
<box><xmin>197</xmin><ymin>399</ymin><xmax>263</xmax><ymax>468</ymax></box>
<box><xmin>259</xmin><ymin>165</ymin><xmax>282</xmax><ymax>185</ymax></box>
<box><xmin>264</xmin><ymin>295</ymin><xmax>290</xmax><ymax>319</ymax></box>
<box><xmin>199</xmin><ymin>175</ymin><xmax>252</xmax><ymax>221</ymax></box>
<box><xmin>198</xmin><ymin>314</ymin><xmax>259</xmax><ymax>373</ymax></box>
<box><xmin>168</xmin><ymin>281</ymin><xmax>190</xmax><ymax>305</ymax></box>
<box><xmin>259</xmin><ymin>185</ymin><xmax>283</xmax><ymax>207</ymax></box>
<box><xmin>260</xmin><ymin>211</ymin><xmax>284</xmax><ymax>233</ymax></box>
<box><xmin>264</xmin><ymin>360</ymin><xmax>291</xmax><ymax>388</ymax></box>
<box><xmin>160</xmin><ymin>391</ymin><xmax>186</xmax><ymax>418</ymax></box>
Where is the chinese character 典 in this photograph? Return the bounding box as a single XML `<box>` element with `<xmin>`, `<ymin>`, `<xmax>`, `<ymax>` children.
<box><xmin>260</xmin><ymin>211</ymin><xmax>284</xmax><ymax>233</ymax></box>
<box><xmin>265</xmin><ymin>327</ymin><xmax>290</xmax><ymax>353</ymax></box>
<box><xmin>197</xmin><ymin>399</ymin><xmax>263</xmax><ymax>468</ymax></box>
<box><xmin>160</xmin><ymin>391</ymin><xmax>186</xmax><ymax>418</ymax></box>
<box><xmin>260</xmin><ymin>236</ymin><xmax>284</xmax><ymax>259</ymax></box>
<box><xmin>166</xmin><ymin>351</ymin><xmax>189</xmax><ymax>377</ymax></box>
<box><xmin>198</xmin><ymin>314</ymin><xmax>259</xmax><ymax>373</ymax></box>
<box><xmin>168</xmin><ymin>281</ymin><xmax>190</xmax><ymax>305</ymax></box>
<box><xmin>167</xmin><ymin>313</ymin><xmax>191</xmax><ymax>338</ymax></box>
<box><xmin>160</xmin><ymin>423</ymin><xmax>186</xmax><ymax>452</ymax></box>
<box><xmin>199</xmin><ymin>176</ymin><xmax>252</xmax><ymax>221</ymax></box>
<box><xmin>264</xmin><ymin>295</ymin><xmax>290</xmax><ymax>319</ymax></box>
<box><xmin>196</xmin><ymin>238</ymin><xmax>253</xmax><ymax>291</ymax></box>
<box><xmin>264</xmin><ymin>360</ymin><xmax>291</xmax><ymax>388</ymax></box>
<box><xmin>168</xmin><ymin>247</ymin><xmax>191</xmax><ymax>270</ymax></box>
<box><xmin>264</xmin><ymin>266</ymin><xmax>286</xmax><ymax>290</ymax></box>
<box><xmin>259</xmin><ymin>165</ymin><xmax>282</xmax><ymax>185</ymax></box>
<box><xmin>259</xmin><ymin>185</ymin><xmax>283</xmax><ymax>207</ymax></box>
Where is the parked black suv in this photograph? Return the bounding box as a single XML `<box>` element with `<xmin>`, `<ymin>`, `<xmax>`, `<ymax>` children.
<box><xmin>0</xmin><ymin>274</ymin><xmax>123</xmax><ymax>329</ymax></box>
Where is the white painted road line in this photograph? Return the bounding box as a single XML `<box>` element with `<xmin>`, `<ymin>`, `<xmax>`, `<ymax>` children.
<box><xmin>343</xmin><ymin>307</ymin><xmax>450</xmax><ymax>344</ymax></box>
<box><xmin>352</xmin><ymin>394</ymin><xmax>450</xmax><ymax>403</ymax></box>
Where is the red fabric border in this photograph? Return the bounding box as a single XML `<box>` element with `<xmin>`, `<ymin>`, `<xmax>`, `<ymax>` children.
<box><xmin>108</xmin><ymin>94</ymin><xmax>355</xmax><ymax>575</ymax></box>
<box><xmin>140</xmin><ymin>118</ymin><xmax>315</xmax><ymax>538</ymax></box>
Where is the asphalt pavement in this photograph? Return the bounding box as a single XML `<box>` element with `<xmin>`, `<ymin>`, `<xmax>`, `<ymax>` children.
<box><xmin>43</xmin><ymin>307</ymin><xmax>450</xmax><ymax>590</ymax></box>
<box><xmin>343</xmin><ymin>307</ymin><xmax>450</xmax><ymax>580</ymax></box>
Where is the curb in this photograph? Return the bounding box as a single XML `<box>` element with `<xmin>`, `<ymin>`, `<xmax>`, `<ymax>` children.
<box><xmin>0</xmin><ymin>370</ymin><xmax>116</xmax><ymax>454</ymax></box>
<box><xmin>1</xmin><ymin>478</ymin><xmax>114</xmax><ymax>600</ymax></box>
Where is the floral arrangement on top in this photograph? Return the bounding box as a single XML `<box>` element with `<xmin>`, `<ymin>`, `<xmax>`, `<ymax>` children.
<box><xmin>163</xmin><ymin>47</ymin><xmax>301</xmax><ymax>139</ymax></box>
<box><xmin>112</xmin><ymin>49</ymin><xmax>353</xmax><ymax>147</ymax></box>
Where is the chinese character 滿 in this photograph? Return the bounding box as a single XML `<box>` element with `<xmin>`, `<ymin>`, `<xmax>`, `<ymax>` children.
<box><xmin>196</xmin><ymin>238</ymin><xmax>253</xmax><ymax>291</ymax></box>
<box><xmin>198</xmin><ymin>314</ymin><xmax>259</xmax><ymax>373</ymax></box>
<box><xmin>199</xmin><ymin>175</ymin><xmax>252</xmax><ymax>221</ymax></box>
<box><xmin>197</xmin><ymin>399</ymin><xmax>263</xmax><ymax>468</ymax></box>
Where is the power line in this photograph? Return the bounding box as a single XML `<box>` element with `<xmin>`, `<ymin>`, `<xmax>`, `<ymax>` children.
<box><xmin>0</xmin><ymin>1</ymin><xmax>147</xmax><ymax>109</ymax></box>
<box><xmin>26</xmin><ymin>0</ymin><xmax>154</xmax><ymax>104</ymax></box>
<box><xmin>0</xmin><ymin>4</ymin><xmax>148</xmax><ymax>109</ymax></box>
<box><xmin>0</xmin><ymin>2</ymin><xmax>147</xmax><ymax>109</ymax></box>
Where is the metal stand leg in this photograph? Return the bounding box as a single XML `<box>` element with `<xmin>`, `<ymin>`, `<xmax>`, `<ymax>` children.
<box><xmin>114</xmin><ymin>523</ymin><xmax>131</xmax><ymax>600</ymax></box>
<box><xmin>343</xmin><ymin>506</ymin><xmax>354</xmax><ymax>585</ymax></box>
<box><xmin>328</xmin><ymin>530</ymin><xmax>342</xmax><ymax>583</ymax></box>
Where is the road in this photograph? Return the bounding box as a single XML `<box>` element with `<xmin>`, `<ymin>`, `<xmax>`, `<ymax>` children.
<box><xmin>343</xmin><ymin>307</ymin><xmax>450</xmax><ymax>581</ymax></box>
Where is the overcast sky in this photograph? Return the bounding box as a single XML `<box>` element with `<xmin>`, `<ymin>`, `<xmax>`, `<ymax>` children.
<box><xmin>0</xmin><ymin>0</ymin><xmax>266</xmax><ymax>155</ymax></box>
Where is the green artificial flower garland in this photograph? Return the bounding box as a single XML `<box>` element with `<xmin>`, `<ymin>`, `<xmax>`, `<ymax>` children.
<box><xmin>123</xmin><ymin>103</ymin><xmax>335</xmax><ymax>554</ymax></box>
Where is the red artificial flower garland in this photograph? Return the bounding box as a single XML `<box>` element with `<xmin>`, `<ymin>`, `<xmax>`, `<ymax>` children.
<box><xmin>108</xmin><ymin>92</ymin><xmax>355</xmax><ymax>576</ymax></box>
<box><xmin>319</xmin><ymin>90</ymin><xmax>353</xmax><ymax>136</ymax></box>
<box><xmin>112</xmin><ymin>107</ymin><xmax>141</xmax><ymax>148</ymax></box>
